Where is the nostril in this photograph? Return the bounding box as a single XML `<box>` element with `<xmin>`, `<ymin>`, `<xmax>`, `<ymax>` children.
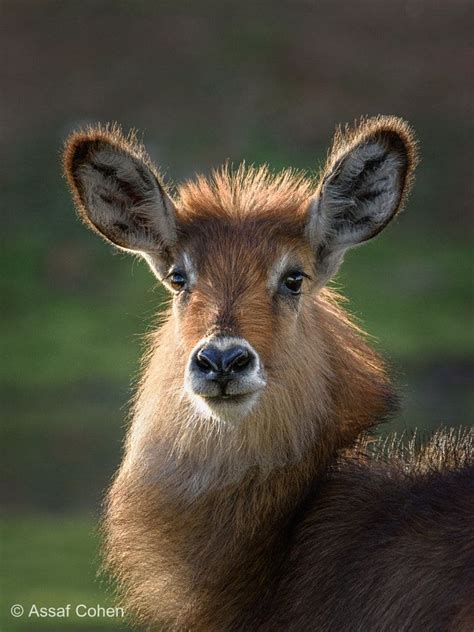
<box><xmin>222</xmin><ymin>347</ymin><xmax>252</xmax><ymax>373</ymax></box>
<box><xmin>192</xmin><ymin>343</ymin><xmax>255</xmax><ymax>380</ymax></box>
<box><xmin>195</xmin><ymin>347</ymin><xmax>222</xmax><ymax>373</ymax></box>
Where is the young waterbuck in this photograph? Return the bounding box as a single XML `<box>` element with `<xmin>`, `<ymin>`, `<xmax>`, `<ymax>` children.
<box><xmin>64</xmin><ymin>116</ymin><xmax>473</xmax><ymax>631</ymax></box>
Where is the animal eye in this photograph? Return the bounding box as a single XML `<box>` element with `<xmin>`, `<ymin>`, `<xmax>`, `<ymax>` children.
<box><xmin>282</xmin><ymin>272</ymin><xmax>304</xmax><ymax>295</ymax></box>
<box><xmin>169</xmin><ymin>271</ymin><xmax>187</xmax><ymax>292</ymax></box>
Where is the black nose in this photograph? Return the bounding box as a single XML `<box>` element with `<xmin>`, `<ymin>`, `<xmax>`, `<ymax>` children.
<box><xmin>193</xmin><ymin>344</ymin><xmax>253</xmax><ymax>381</ymax></box>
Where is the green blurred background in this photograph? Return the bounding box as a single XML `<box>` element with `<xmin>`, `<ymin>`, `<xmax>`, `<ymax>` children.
<box><xmin>1</xmin><ymin>1</ymin><xmax>472</xmax><ymax>630</ymax></box>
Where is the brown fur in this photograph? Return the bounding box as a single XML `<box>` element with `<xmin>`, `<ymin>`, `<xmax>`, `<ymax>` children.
<box><xmin>62</xmin><ymin>117</ymin><xmax>473</xmax><ymax>631</ymax></box>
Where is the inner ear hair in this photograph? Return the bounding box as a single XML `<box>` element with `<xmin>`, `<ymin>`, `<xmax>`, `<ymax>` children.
<box><xmin>63</xmin><ymin>123</ymin><xmax>177</xmax><ymax>257</ymax></box>
<box><xmin>308</xmin><ymin>116</ymin><xmax>418</xmax><ymax>284</ymax></box>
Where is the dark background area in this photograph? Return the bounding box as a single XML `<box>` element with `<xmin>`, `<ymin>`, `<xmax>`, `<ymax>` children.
<box><xmin>1</xmin><ymin>1</ymin><xmax>472</xmax><ymax>630</ymax></box>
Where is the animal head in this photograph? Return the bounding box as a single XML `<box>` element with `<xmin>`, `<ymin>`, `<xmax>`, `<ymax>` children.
<box><xmin>64</xmin><ymin>117</ymin><xmax>416</xmax><ymax>472</ymax></box>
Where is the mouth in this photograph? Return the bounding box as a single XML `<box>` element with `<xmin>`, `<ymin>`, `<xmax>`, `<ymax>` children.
<box><xmin>191</xmin><ymin>390</ymin><xmax>262</xmax><ymax>421</ymax></box>
<box><xmin>201</xmin><ymin>393</ymin><xmax>254</xmax><ymax>405</ymax></box>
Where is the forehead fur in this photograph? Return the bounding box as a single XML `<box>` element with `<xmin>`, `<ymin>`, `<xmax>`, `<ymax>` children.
<box><xmin>176</xmin><ymin>164</ymin><xmax>314</xmax><ymax>226</ymax></box>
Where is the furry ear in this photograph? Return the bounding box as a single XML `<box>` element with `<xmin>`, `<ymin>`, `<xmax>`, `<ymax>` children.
<box><xmin>63</xmin><ymin>124</ymin><xmax>177</xmax><ymax>278</ymax></box>
<box><xmin>307</xmin><ymin>116</ymin><xmax>418</xmax><ymax>285</ymax></box>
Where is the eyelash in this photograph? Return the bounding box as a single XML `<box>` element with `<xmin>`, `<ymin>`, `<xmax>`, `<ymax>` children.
<box><xmin>167</xmin><ymin>270</ymin><xmax>187</xmax><ymax>292</ymax></box>
<box><xmin>279</xmin><ymin>270</ymin><xmax>310</xmax><ymax>296</ymax></box>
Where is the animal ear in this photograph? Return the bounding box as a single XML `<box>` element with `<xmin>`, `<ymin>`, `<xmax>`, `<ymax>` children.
<box><xmin>63</xmin><ymin>124</ymin><xmax>177</xmax><ymax>278</ymax></box>
<box><xmin>307</xmin><ymin>116</ymin><xmax>417</xmax><ymax>285</ymax></box>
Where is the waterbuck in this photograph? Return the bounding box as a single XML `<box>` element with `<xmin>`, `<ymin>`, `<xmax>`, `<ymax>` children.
<box><xmin>63</xmin><ymin>116</ymin><xmax>473</xmax><ymax>631</ymax></box>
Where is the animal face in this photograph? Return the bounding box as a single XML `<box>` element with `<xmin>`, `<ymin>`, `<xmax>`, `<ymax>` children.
<box><xmin>161</xmin><ymin>216</ymin><xmax>317</xmax><ymax>421</ymax></box>
<box><xmin>63</xmin><ymin>117</ymin><xmax>416</xmax><ymax>424</ymax></box>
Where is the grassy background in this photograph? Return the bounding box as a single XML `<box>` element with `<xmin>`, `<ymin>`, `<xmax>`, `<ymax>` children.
<box><xmin>1</xmin><ymin>518</ymin><xmax>129</xmax><ymax>631</ymax></box>
<box><xmin>1</xmin><ymin>2</ymin><xmax>472</xmax><ymax>630</ymax></box>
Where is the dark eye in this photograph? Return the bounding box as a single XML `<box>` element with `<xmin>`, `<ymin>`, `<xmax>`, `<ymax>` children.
<box><xmin>282</xmin><ymin>271</ymin><xmax>304</xmax><ymax>295</ymax></box>
<box><xmin>169</xmin><ymin>271</ymin><xmax>187</xmax><ymax>292</ymax></box>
